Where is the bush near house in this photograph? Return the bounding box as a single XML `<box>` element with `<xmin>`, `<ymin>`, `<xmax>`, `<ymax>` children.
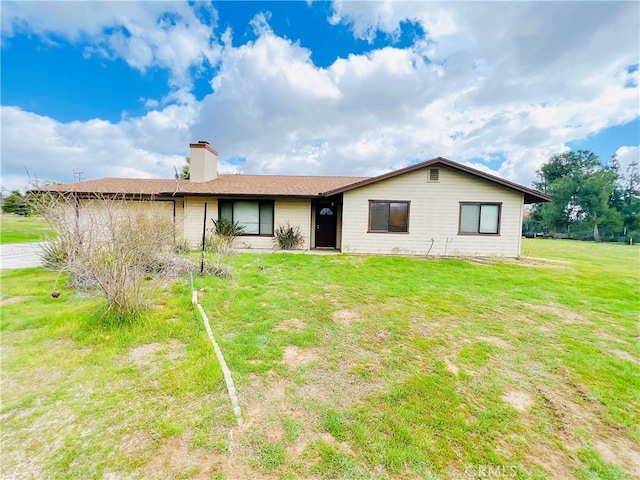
<box><xmin>273</xmin><ymin>222</ymin><xmax>304</xmax><ymax>250</ymax></box>
<box><xmin>37</xmin><ymin>192</ymin><xmax>193</xmax><ymax>321</ymax></box>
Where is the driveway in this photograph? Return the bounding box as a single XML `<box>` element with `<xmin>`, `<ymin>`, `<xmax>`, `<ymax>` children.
<box><xmin>0</xmin><ymin>242</ymin><xmax>45</xmax><ymax>269</ymax></box>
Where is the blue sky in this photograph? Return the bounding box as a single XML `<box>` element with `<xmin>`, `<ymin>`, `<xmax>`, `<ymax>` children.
<box><xmin>1</xmin><ymin>1</ymin><xmax>639</xmax><ymax>192</ymax></box>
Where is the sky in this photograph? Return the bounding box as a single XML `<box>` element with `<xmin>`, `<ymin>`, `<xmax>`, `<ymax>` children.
<box><xmin>1</xmin><ymin>0</ymin><xmax>639</xmax><ymax>193</ymax></box>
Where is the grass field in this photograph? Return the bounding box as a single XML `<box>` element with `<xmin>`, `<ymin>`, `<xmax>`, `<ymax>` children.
<box><xmin>0</xmin><ymin>214</ymin><xmax>54</xmax><ymax>244</ymax></box>
<box><xmin>1</xmin><ymin>239</ymin><xmax>638</xmax><ymax>479</ymax></box>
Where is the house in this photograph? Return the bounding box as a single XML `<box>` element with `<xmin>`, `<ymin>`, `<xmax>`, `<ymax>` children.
<box><xmin>41</xmin><ymin>140</ymin><xmax>551</xmax><ymax>257</ymax></box>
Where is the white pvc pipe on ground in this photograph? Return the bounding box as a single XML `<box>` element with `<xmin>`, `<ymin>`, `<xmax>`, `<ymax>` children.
<box><xmin>192</xmin><ymin>290</ymin><xmax>243</xmax><ymax>426</ymax></box>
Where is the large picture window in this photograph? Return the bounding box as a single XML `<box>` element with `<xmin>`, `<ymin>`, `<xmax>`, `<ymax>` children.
<box><xmin>219</xmin><ymin>200</ymin><xmax>274</xmax><ymax>235</ymax></box>
<box><xmin>459</xmin><ymin>203</ymin><xmax>501</xmax><ymax>235</ymax></box>
<box><xmin>368</xmin><ymin>201</ymin><xmax>409</xmax><ymax>233</ymax></box>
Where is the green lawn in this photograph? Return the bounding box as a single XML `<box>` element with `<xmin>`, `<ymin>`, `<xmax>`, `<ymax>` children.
<box><xmin>1</xmin><ymin>240</ymin><xmax>638</xmax><ymax>479</ymax></box>
<box><xmin>0</xmin><ymin>214</ymin><xmax>54</xmax><ymax>244</ymax></box>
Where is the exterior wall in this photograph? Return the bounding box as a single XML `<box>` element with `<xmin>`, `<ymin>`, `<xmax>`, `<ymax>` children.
<box><xmin>183</xmin><ymin>197</ymin><xmax>311</xmax><ymax>250</ymax></box>
<box><xmin>273</xmin><ymin>198</ymin><xmax>311</xmax><ymax>250</ymax></box>
<box><xmin>55</xmin><ymin>197</ymin><xmax>177</xmax><ymax>243</ymax></box>
<box><xmin>341</xmin><ymin>167</ymin><xmax>525</xmax><ymax>257</ymax></box>
<box><xmin>310</xmin><ymin>206</ymin><xmax>316</xmax><ymax>247</ymax></box>
<box><xmin>183</xmin><ymin>197</ymin><xmax>215</xmax><ymax>247</ymax></box>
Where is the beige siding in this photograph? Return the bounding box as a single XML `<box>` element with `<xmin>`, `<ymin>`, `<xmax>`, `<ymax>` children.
<box><xmin>183</xmin><ymin>197</ymin><xmax>216</xmax><ymax>247</ymax></box>
<box><xmin>182</xmin><ymin>197</ymin><xmax>311</xmax><ymax>250</ymax></box>
<box><xmin>54</xmin><ymin>197</ymin><xmax>176</xmax><ymax>244</ymax></box>
<box><xmin>310</xmin><ymin>207</ymin><xmax>316</xmax><ymax>247</ymax></box>
<box><xmin>273</xmin><ymin>198</ymin><xmax>311</xmax><ymax>250</ymax></box>
<box><xmin>341</xmin><ymin>167</ymin><xmax>524</xmax><ymax>257</ymax></box>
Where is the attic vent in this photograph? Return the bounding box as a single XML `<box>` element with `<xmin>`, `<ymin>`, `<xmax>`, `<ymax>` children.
<box><xmin>429</xmin><ymin>168</ymin><xmax>440</xmax><ymax>182</ymax></box>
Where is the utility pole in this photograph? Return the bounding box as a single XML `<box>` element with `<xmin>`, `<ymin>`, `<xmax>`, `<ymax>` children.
<box><xmin>73</xmin><ymin>170</ymin><xmax>84</xmax><ymax>182</ymax></box>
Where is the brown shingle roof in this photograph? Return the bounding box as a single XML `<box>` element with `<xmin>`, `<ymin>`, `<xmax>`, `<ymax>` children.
<box><xmin>39</xmin><ymin>174</ymin><xmax>369</xmax><ymax>198</ymax></box>
<box><xmin>37</xmin><ymin>158</ymin><xmax>550</xmax><ymax>203</ymax></box>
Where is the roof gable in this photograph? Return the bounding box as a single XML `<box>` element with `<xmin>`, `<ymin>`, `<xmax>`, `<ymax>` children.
<box><xmin>322</xmin><ymin>157</ymin><xmax>551</xmax><ymax>204</ymax></box>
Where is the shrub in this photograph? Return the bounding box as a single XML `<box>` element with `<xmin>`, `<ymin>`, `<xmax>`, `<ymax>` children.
<box><xmin>210</xmin><ymin>217</ymin><xmax>244</xmax><ymax>253</ymax></box>
<box><xmin>40</xmin><ymin>239</ymin><xmax>69</xmax><ymax>268</ymax></box>
<box><xmin>212</xmin><ymin>217</ymin><xmax>244</xmax><ymax>238</ymax></box>
<box><xmin>200</xmin><ymin>253</ymin><xmax>231</xmax><ymax>278</ymax></box>
<box><xmin>204</xmin><ymin>233</ymin><xmax>238</xmax><ymax>256</ymax></box>
<box><xmin>149</xmin><ymin>253</ymin><xmax>197</xmax><ymax>276</ymax></box>
<box><xmin>173</xmin><ymin>237</ymin><xmax>191</xmax><ymax>254</ymax></box>
<box><xmin>37</xmin><ymin>192</ymin><xmax>180</xmax><ymax>321</ymax></box>
<box><xmin>273</xmin><ymin>223</ymin><xmax>304</xmax><ymax>250</ymax></box>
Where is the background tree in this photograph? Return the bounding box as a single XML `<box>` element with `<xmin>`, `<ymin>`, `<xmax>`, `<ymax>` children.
<box><xmin>616</xmin><ymin>160</ymin><xmax>640</xmax><ymax>238</ymax></box>
<box><xmin>2</xmin><ymin>190</ymin><xmax>29</xmax><ymax>216</ymax></box>
<box><xmin>179</xmin><ymin>157</ymin><xmax>190</xmax><ymax>180</ymax></box>
<box><xmin>531</xmin><ymin>150</ymin><xmax>622</xmax><ymax>241</ymax></box>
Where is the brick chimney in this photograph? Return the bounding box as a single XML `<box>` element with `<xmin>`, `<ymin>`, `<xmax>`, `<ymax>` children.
<box><xmin>189</xmin><ymin>141</ymin><xmax>218</xmax><ymax>182</ymax></box>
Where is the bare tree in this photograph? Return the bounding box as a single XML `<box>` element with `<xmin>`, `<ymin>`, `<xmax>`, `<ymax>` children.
<box><xmin>33</xmin><ymin>191</ymin><xmax>188</xmax><ymax>321</ymax></box>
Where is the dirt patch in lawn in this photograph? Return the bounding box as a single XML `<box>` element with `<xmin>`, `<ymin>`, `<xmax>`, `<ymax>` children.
<box><xmin>332</xmin><ymin>309</ymin><xmax>362</xmax><ymax>325</ymax></box>
<box><xmin>502</xmin><ymin>390</ymin><xmax>534</xmax><ymax>411</ymax></box>
<box><xmin>275</xmin><ymin>318</ymin><xmax>305</xmax><ymax>331</ymax></box>
<box><xmin>532</xmin><ymin>368</ymin><xmax>640</xmax><ymax>477</ymax></box>
<box><xmin>0</xmin><ymin>296</ymin><xmax>29</xmax><ymax>306</ymax></box>
<box><xmin>526</xmin><ymin>438</ymin><xmax>579</xmax><ymax>480</ymax></box>
<box><xmin>140</xmin><ymin>435</ymin><xmax>233</xmax><ymax>480</ymax></box>
<box><xmin>610</xmin><ymin>349</ymin><xmax>638</xmax><ymax>363</ymax></box>
<box><xmin>525</xmin><ymin>303</ymin><xmax>588</xmax><ymax>324</ymax></box>
<box><xmin>282</xmin><ymin>346</ymin><xmax>319</xmax><ymax>368</ymax></box>
<box><xmin>467</xmin><ymin>256</ymin><xmax>565</xmax><ymax>268</ymax></box>
<box><xmin>237</xmin><ymin>360</ymin><xmax>374</xmax><ymax>473</ymax></box>
<box><xmin>119</xmin><ymin>430</ymin><xmax>155</xmax><ymax>458</ymax></box>
<box><xmin>242</xmin><ymin>375</ymin><xmax>289</xmax><ymax>426</ymax></box>
<box><xmin>444</xmin><ymin>357</ymin><xmax>460</xmax><ymax>376</ymax></box>
<box><xmin>477</xmin><ymin>336</ymin><xmax>512</xmax><ymax>349</ymax></box>
<box><xmin>1</xmin><ymin>403</ymin><xmax>78</xmax><ymax>480</ymax></box>
<box><xmin>128</xmin><ymin>340</ymin><xmax>185</xmax><ymax>369</ymax></box>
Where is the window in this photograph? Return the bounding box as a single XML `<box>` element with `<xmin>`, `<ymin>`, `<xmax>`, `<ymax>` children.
<box><xmin>368</xmin><ymin>201</ymin><xmax>409</xmax><ymax>233</ymax></box>
<box><xmin>319</xmin><ymin>207</ymin><xmax>334</xmax><ymax>216</ymax></box>
<box><xmin>429</xmin><ymin>168</ymin><xmax>439</xmax><ymax>182</ymax></box>
<box><xmin>459</xmin><ymin>203</ymin><xmax>501</xmax><ymax>235</ymax></box>
<box><xmin>219</xmin><ymin>200</ymin><xmax>274</xmax><ymax>235</ymax></box>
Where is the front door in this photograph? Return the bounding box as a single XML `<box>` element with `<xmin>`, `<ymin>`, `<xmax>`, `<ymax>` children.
<box><xmin>315</xmin><ymin>204</ymin><xmax>337</xmax><ymax>248</ymax></box>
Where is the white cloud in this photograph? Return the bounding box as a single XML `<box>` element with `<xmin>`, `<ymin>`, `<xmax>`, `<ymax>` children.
<box><xmin>329</xmin><ymin>1</ymin><xmax>457</xmax><ymax>43</ymax></box>
<box><xmin>1</xmin><ymin>2</ymin><xmax>221</xmax><ymax>91</ymax></box>
<box><xmin>0</xmin><ymin>105</ymin><xmax>192</xmax><ymax>191</ymax></box>
<box><xmin>615</xmin><ymin>146</ymin><xmax>640</xmax><ymax>174</ymax></box>
<box><xmin>141</xmin><ymin>98</ymin><xmax>159</xmax><ymax>109</ymax></box>
<box><xmin>193</xmin><ymin>3</ymin><xmax>638</xmax><ymax>188</ymax></box>
<box><xmin>1</xmin><ymin>1</ymin><xmax>639</xmax><ymax>194</ymax></box>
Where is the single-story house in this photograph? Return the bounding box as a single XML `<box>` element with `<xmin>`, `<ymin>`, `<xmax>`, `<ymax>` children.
<box><xmin>40</xmin><ymin>141</ymin><xmax>551</xmax><ymax>257</ymax></box>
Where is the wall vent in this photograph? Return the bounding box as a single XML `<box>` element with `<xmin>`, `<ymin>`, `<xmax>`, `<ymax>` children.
<box><xmin>429</xmin><ymin>168</ymin><xmax>440</xmax><ymax>182</ymax></box>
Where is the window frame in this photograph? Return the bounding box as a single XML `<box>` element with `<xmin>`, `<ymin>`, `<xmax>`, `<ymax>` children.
<box><xmin>218</xmin><ymin>199</ymin><xmax>275</xmax><ymax>236</ymax></box>
<box><xmin>458</xmin><ymin>202</ymin><xmax>502</xmax><ymax>236</ymax></box>
<box><xmin>367</xmin><ymin>200</ymin><xmax>410</xmax><ymax>234</ymax></box>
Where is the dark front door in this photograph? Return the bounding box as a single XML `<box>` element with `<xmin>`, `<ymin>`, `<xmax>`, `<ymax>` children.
<box><xmin>315</xmin><ymin>204</ymin><xmax>337</xmax><ymax>248</ymax></box>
